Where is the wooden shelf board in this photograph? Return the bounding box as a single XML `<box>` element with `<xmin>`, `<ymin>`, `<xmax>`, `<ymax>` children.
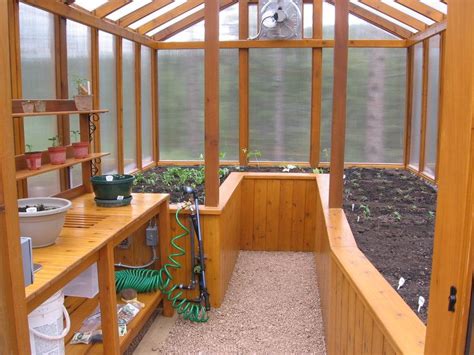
<box><xmin>65</xmin><ymin>291</ymin><xmax>163</xmax><ymax>354</ymax></box>
<box><xmin>16</xmin><ymin>152</ymin><xmax>109</xmax><ymax>180</ymax></box>
<box><xmin>12</xmin><ymin>109</ymin><xmax>109</xmax><ymax>117</ymax></box>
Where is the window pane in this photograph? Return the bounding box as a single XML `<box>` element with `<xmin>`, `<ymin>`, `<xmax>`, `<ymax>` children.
<box><xmin>424</xmin><ymin>35</ymin><xmax>440</xmax><ymax>178</ymax></box>
<box><xmin>220</xmin><ymin>49</ymin><xmax>239</xmax><ymax>161</ymax></box>
<box><xmin>410</xmin><ymin>43</ymin><xmax>424</xmax><ymax>169</ymax></box>
<box><xmin>20</xmin><ymin>3</ymin><xmax>60</xmax><ymax>196</ymax></box>
<box><xmin>321</xmin><ymin>49</ymin><xmax>334</xmax><ymax>162</ymax></box>
<box><xmin>99</xmin><ymin>31</ymin><xmax>118</xmax><ymax>174</ymax></box>
<box><xmin>345</xmin><ymin>48</ymin><xmax>406</xmax><ymax>163</ymax></box>
<box><xmin>122</xmin><ymin>39</ymin><xmax>137</xmax><ymax>172</ymax></box>
<box><xmin>67</xmin><ymin>20</ymin><xmax>91</xmax><ymax>187</ymax></box>
<box><xmin>158</xmin><ymin>50</ymin><xmax>204</xmax><ymax>160</ymax></box>
<box><xmin>249</xmin><ymin>48</ymin><xmax>311</xmax><ymax>162</ymax></box>
<box><xmin>141</xmin><ymin>46</ymin><xmax>153</xmax><ymax>166</ymax></box>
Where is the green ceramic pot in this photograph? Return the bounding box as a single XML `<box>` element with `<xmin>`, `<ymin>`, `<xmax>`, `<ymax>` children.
<box><xmin>90</xmin><ymin>174</ymin><xmax>135</xmax><ymax>201</ymax></box>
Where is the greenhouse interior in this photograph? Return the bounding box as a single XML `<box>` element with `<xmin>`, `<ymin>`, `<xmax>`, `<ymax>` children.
<box><xmin>0</xmin><ymin>0</ymin><xmax>472</xmax><ymax>354</ymax></box>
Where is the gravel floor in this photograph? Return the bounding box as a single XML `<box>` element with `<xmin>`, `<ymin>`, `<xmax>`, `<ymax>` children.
<box><xmin>152</xmin><ymin>251</ymin><xmax>326</xmax><ymax>354</ymax></box>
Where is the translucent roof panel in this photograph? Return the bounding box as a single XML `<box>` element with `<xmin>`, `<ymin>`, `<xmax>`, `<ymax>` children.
<box><xmin>420</xmin><ymin>0</ymin><xmax>447</xmax><ymax>14</ymax></box>
<box><xmin>382</xmin><ymin>0</ymin><xmax>435</xmax><ymax>25</ymax></box>
<box><xmin>129</xmin><ymin>0</ymin><xmax>188</xmax><ymax>30</ymax></box>
<box><xmin>106</xmin><ymin>0</ymin><xmax>152</xmax><ymax>21</ymax></box>
<box><xmin>74</xmin><ymin>0</ymin><xmax>108</xmax><ymax>12</ymax></box>
<box><xmin>147</xmin><ymin>3</ymin><xmax>205</xmax><ymax>36</ymax></box>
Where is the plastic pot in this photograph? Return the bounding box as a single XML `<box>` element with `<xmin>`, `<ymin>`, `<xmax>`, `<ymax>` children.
<box><xmin>25</xmin><ymin>152</ymin><xmax>43</xmax><ymax>170</ymax></box>
<box><xmin>18</xmin><ymin>197</ymin><xmax>72</xmax><ymax>248</ymax></box>
<box><xmin>48</xmin><ymin>146</ymin><xmax>67</xmax><ymax>165</ymax></box>
<box><xmin>90</xmin><ymin>174</ymin><xmax>135</xmax><ymax>201</ymax></box>
<box><xmin>74</xmin><ymin>95</ymin><xmax>93</xmax><ymax>111</ymax></box>
<box><xmin>72</xmin><ymin>142</ymin><xmax>89</xmax><ymax>159</ymax></box>
<box><xmin>22</xmin><ymin>101</ymin><xmax>34</xmax><ymax>113</ymax></box>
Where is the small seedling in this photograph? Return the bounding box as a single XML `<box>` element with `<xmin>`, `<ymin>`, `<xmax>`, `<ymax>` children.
<box><xmin>72</xmin><ymin>75</ymin><xmax>91</xmax><ymax>95</ymax></box>
<box><xmin>359</xmin><ymin>204</ymin><xmax>371</xmax><ymax>218</ymax></box>
<box><xmin>312</xmin><ymin>168</ymin><xmax>323</xmax><ymax>174</ymax></box>
<box><xmin>25</xmin><ymin>144</ymin><xmax>33</xmax><ymax>153</ymax></box>
<box><xmin>246</xmin><ymin>149</ymin><xmax>262</xmax><ymax>167</ymax></box>
<box><xmin>393</xmin><ymin>211</ymin><xmax>402</xmax><ymax>222</ymax></box>
<box><xmin>48</xmin><ymin>135</ymin><xmax>63</xmax><ymax>147</ymax></box>
<box><xmin>282</xmin><ymin>164</ymin><xmax>296</xmax><ymax>172</ymax></box>
<box><xmin>70</xmin><ymin>130</ymin><xmax>81</xmax><ymax>142</ymax></box>
<box><xmin>428</xmin><ymin>211</ymin><xmax>435</xmax><ymax>219</ymax></box>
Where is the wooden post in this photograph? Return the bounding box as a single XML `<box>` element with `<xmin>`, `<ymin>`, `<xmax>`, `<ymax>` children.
<box><xmin>135</xmin><ymin>43</ymin><xmax>143</xmax><ymax>170</ymax></box>
<box><xmin>151</xmin><ymin>49</ymin><xmax>159</xmax><ymax>163</ymax></box>
<box><xmin>425</xmin><ymin>1</ymin><xmax>474</xmax><ymax>354</ymax></box>
<box><xmin>309</xmin><ymin>0</ymin><xmax>323</xmax><ymax>168</ymax></box>
<box><xmin>328</xmin><ymin>0</ymin><xmax>349</xmax><ymax>208</ymax></box>
<box><xmin>404</xmin><ymin>46</ymin><xmax>414</xmax><ymax>168</ymax></box>
<box><xmin>0</xmin><ymin>0</ymin><xmax>30</xmax><ymax>352</ymax></box>
<box><xmin>116</xmin><ymin>37</ymin><xmax>124</xmax><ymax>174</ymax></box>
<box><xmin>204</xmin><ymin>0</ymin><xmax>220</xmax><ymax>207</ymax></box>
<box><xmin>418</xmin><ymin>39</ymin><xmax>429</xmax><ymax>173</ymax></box>
<box><xmin>91</xmin><ymin>27</ymin><xmax>101</xmax><ymax>158</ymax></box>
<box><xmin>238</xmin><ymin>0</ymin><xmax>249</xmax><ymax>166</ymax></box>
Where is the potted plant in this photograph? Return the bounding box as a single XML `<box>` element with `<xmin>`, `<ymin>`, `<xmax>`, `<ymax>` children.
<box><xmin>24</xmin><ymin>144</ymin><xmax>43</xmax><ymax>170</ymax></box>
<box><xmin>72</xmin><ymin>76</ymin><xmax>92</xmax><ymax>111</ymax></box>
<box><xmin>18</xmin><ymin>197</ymin><xmax>72</xmax><ymax>248</ymax></box>
<box><xmin>47</xmin><ymin>135</ymin><xmax>67</xmax><ymax>165</ymax></box>
<box><xmin>70</xmin><ymin>130</ymin><xmax>89</xmax><ymax>159</ymax></box>
<box><xmin>91</xmin><ymin>174</ymin><xmax>135</xmax><ymax>207</ymax></box>
<box><xmin>21</xmin><ymin>100</ymin><xmax>34</xmax><ymax>113</ymax></box>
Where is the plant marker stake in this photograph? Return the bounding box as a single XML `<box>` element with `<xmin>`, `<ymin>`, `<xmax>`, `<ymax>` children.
<box><xmin>351</xmin><ymin>203</ymin><xmax>355</xmax><ymax>211</ymax></box>
<box><xmin>418</xmin><ymin>296</ymin><xmax>425</xmax><ymax>313</ymax></box>
<box><xmin>106</xmin><ymin>175</ymin><xmax>114</xmax><ymax>182</ymax></box>
<box><xmin>397</xmin><ymin>277</ymin><xmax>405</xmax><ymax>290</ymax></box>
<box><xmin>357</xmin><ymin>216</ymin><xmax>360</xmax><ymax>223</ymax></box>
<box><xmin>26</xmin><ymin>207</ymin><xmax>37</xmax><ymax>213</ymax></box>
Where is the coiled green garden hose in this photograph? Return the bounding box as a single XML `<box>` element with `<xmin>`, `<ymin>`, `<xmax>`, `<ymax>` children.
<box><xmin>115</xmin><ymin>207</ymin><xmax>209</xmax><ymax>323</ymax></box>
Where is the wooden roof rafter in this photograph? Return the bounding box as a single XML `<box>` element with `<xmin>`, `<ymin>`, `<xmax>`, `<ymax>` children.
<box><xmin>118</xmin><ymin>0</ymin><xmax>174</xmax><ymax>27</ymax></box>
<box><xmin>93</xmin><ymin>0</ymin><xmax>132</xmax><ymax>18</ymax></box>
<box><xmin>394</xmin><ymin>0</ymin><xmax>446</xmax><ymax>22</ymax></box>
<box><xmin>153</xmin><ymin>0</ymin><xmax>238</xmax><ymax>41</ymax></box>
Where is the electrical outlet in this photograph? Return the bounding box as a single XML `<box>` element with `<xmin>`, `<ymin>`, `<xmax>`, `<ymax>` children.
<box><xmin>146</xmin><ymin>224</ymin><xmax>158</xmax><ymax>246</ymax></box>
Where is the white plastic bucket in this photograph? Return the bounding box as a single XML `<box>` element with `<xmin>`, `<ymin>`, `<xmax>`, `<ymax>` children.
<box><xmin>28</xmin><ymin>291</ymin><xmax>70</xmax><ymax>355</ymax></box>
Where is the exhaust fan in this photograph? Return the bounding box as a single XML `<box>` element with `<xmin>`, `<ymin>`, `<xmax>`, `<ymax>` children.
<box><xmin>250</xmin><ymin>0</ymin><xmax>303</xmax><ymax>40</ymax></box>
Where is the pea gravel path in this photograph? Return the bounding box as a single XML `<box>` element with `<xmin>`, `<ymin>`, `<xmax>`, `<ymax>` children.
<box><xmin>138</xmin><ymin>251</ymin><xmax>326</xmax><ymax>354</ymax></box>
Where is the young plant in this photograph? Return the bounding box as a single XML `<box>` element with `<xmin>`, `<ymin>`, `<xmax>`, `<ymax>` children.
<box><xmin>282</xmin><ymin>164</ymin><xmax>297</xmax><ymax>172</ymax></box>
<box><xmin>359</xmin><ymin>204</ymin><xmax>371</xmax><ymax>218</ymax></box>
<box><xmin>393</xmin><ymin>211</ymin><xmax>402</xmax><ymax>222</ymax></box>
<box><xmin>70</xmin><ymin>130</ymin><xmax>81</xmax><ymax>143</ymax></box>
<box><xmin>25</xmin><ymin>144</ymin><xmax>33</xmax><ymax>153</ymax></box>
<box><xmin>246</xmin><ymin>149</ymin><xmax>262</xmax><ymax>167</ymax></box>
<box><xmin>48</xmin><ymin>135</ymin><xmax>63</xmax><ymax>147</ymax></box>
<box><xmin>312</xmin><ymin>168</ymin><xmax>323</xmax><ymax>174</ymax></box>
<box><xmin>72</xmin><ymin>75</ymin><xmax>91</xmax><ymax>95</ymax></box>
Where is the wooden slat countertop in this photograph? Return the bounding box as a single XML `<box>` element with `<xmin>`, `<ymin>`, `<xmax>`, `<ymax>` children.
<box><xmin>25</xmin><ymin>193</ymin><xmax>168</xmax><ymax>312</ymax></box>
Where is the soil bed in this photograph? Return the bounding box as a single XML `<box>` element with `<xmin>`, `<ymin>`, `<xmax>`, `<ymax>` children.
<box><xmin>133</xmin><ymin>166</ymin><xmax>436</xmax><ymax>322</ymax></box>
<box><xmin>343</xmin><ymin>168</ymin><xmax>436</xmax><ymax>323</ymax></box>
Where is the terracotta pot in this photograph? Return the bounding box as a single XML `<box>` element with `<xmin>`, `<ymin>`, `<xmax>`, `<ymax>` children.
<box><xmin>72</xmin><ymin>142</ymin><xmax>89</xmax><ymax>159</ymax></box>
<box><xmin>74</xmin><ymin>95</ymin><xmax>93</xmax><ymax>111</ymax></box>
<box><xmin>21</xmin><ymin>101</ymin><xmax>34</xmax><ymax>113</ymax></box>
<box><xmin>25</xmin><ymin>152</ymin><xmax>43</xmax><ymax>170</ymax></box>
<box><xmin>48</xmin><ymin>146</ymin><xmax>67</xmax><ymax>165</ymax></box>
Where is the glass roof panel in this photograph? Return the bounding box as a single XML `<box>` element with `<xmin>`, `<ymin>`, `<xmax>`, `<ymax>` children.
<box><xmin>106</xmin><ymin>0</ymin><xmax>152</xmax><ymax>21</ymax></box>
<box><xmin>147</xmin><ymin>3</ymin><xmax>205</xmax><ymax>36</ymax></box>
<box><xmin>74</xmin><ymin>0</ymin><xmax>108</xmax><ymax>12</ymax></box>
<box><xmin>420</xmin><ymin>0</ymin><xmax>447</xmax><ymax>14</ymax></box>
<box><xmin>128</xmin><ymin>0</ymin><xmax>188</xmax><ymax>29</ymax></box>
<box><xmin>382</xmin><ymin>0</ymin><xmax>435</xmax><ymax>25</ymax></box>
<box><xmin>351</xmin><ymin>0</ymin><xmax>418</xmax><ymax>33</ymax></box>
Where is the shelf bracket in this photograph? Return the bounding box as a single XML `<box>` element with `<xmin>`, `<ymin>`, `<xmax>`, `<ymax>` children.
<box><xmin>88</xmin><ymin>113</ymin><xmax>100</xmax><ymax>143</ymax></box>
<box><xmin>90</xmin><ymin>158</ymin><xmax>101</xmax><ymax>176</ymax></box>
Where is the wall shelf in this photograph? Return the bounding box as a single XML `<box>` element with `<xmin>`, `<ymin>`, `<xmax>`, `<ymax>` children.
<box><xmin>12</xmin><ymin>109</ymin><xmax>108</xmax><ymax>118</ymax></box>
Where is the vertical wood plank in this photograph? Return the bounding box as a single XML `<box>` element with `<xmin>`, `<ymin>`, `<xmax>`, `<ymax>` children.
<box><xmin>382</xmin><ymin>338</ymin><xmax>397</xmax><ymax>355</ymax></box>
<box><xmin>204</xmin><ymin>0</ymin><xmax>220</xmax><ymax>206</ymax></box>
<box><xmin>434</xmin><ymin>32</ymin><xmax>445</xmax><ymax>182</ymax></box>
<box><xmin>303</xmin><ymin>179</ymin><xmax>317</xmax><ymax>251</ymax></box>
<box><xmin>347</xmin><ymin>287</ymin><xmax>356</xmax><ymax>355</ymax></box>
<box><xmin>418</xmin><ymin>39</ymin><xmax>429</xmax><ymax>172</ymax></box>
<box><xmin>341</xmin><ymin>277</ymin><xmax>349</xmax><ymax>354</ymax></box>
<box><xmin>404</xmin><ymin>46</ymin><xmax>414</xmax><ymax>167</ymax></box>
<box><xmin>240</xmin><ymin>179</ymin><xmax>254</xmax><ymax>250</ymax></box>
<box><xmin>159</xmin><ymin>202</ymin><xmax>174</xmax><ymax>316</ymax></box>
<box><xmin>252</xmin><ymin>180</ymin><xmax>268</xmax><ymax>250</ymax></box>
<box><xmin>265</xmin><ymin>180</ymin><xmax>280</xmax><ymax>251</ymax></box>
<box><xmin>239</xmin><ymin>0</ymin><xmax>249</xmax><ymax>165</ymax></box>
<box><xmin>354</xmin><ymin>296</ymin><xmax>365</xmax><ymax>354</ymax></box>
<box><xmin>371</xmin><ymin>326</ymin><xmax>385</xmax><ymax>354</ymax></box>
<box><xmin>290</xmin><ymin>180</ymin><xmax>306</xmax><ymax>251</ymax></box>
<box><xmin>135</xmin><ymin>43</ymin><xmax>143</xmax><ymax>170</ymax></box>
<box><xmin>151</xmin><ymin>49</ymin><xmax>159</xmax><ymax>163</ymax></box>
<box><xmin>91</xmin><ymin>28</ymin><xmax>101</xmax><ymax>159</ymax></box>
<box><xmin>98</xmin><ymin>243</ymin><xmax>120</xmax><ymax>354</ymax></box>
<box><xmin>329</xmin><ymin>0</ymin><xmax>349</xmax><ymax>208</ymax></box>
<box><xmin>278</xmin><ymin>180</ymin><xmax>294</xmax><ymax>251</ymax></box>
<box><xmin>334</xmin><ymin>268</ymin><xmax>343</xmax><ymax>355</ymax></box>
<box><xmin>362</xmin><ymin>308</ymin><xmax>374</xmax><ymax>355</ymax></box>
<box><xmin>116</xmin><ymin>37</ymin><xmax>124</xmax><ymax>174</ymax></box>
<box><xmin>310</xmin><ymin>0</ymin><xmax>323</xmax><ymax>167</ymax></box>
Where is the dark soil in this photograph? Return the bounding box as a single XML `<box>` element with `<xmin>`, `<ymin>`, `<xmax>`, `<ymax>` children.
<box><xmin>343</xmin><ymin>168</ymin><xmax>436</xmax><ymax>323</ymax></box>
<box><xmin>18</xmin><ymin>204</ymin><xmax>58</xmax><ymax>213</ymax></box>
<box><xmin>132</xmin><ymin>166</ymin><xmax>436</xmax><ymax>323</ymax></box>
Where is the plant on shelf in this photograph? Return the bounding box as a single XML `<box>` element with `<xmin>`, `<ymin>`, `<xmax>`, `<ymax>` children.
<box><xmin>47</xmin><ymin>135</ymin><xmax>67</xmax><ymax>165</ymax></box>
<box><xmin>70</xmin><ymin>129</ymin><xmax>89</xmax><ymax>159</ymax></box>
<box><xmin>24</xmin><ymin>144</ymin><xmax>43</xmax><ymax>170</ymax></box>
<box><xmin>72</xmin><ymin>75</ymin><xmax>93</xmax><ymax>111</ymax></box>
<box><xmin>21</xmin><ymin>100</ymin><xmax>34</xmax><ymax>113</ymax></box>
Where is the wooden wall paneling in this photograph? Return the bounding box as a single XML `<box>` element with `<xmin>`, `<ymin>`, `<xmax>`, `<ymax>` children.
<box><xmin>329</xmin><ymin>0</ymin><xmax>349</xmax><ymax>208</ymax></box>
<box><xmin>334</xmin><ymin>267</ymin><xmax>343</xmax><ymax>355</ymax></box>
<box><xmin>418</xmin><ymin>40</ymin><xmax>429</xmax><ymax>173</ymax></box>
<box><xmin>371</xmin><ymin>326</ymin><xmax>385</xmax><ymax>354</ymax></box>
<box><xmin>265</xmin><ymin>180</ymin><xmax>280</xmax><ymax>251</ymax></box>
<box><xmin>55</xmin><ymin>15</ymin><xmax>71</xmax><ymax>191</ymax></box>
<box><xmin>278</xmin><ymin>180</ymin><xmax>293</xmax><ymax>251</ymax></box>
<box><xmin>340</xmin><ymin>276</ymin><xmax>350</xmax><ymax>354</ymax></box>
<box><xmin>362</xmin><ymin>308</ymin><xmax>374</xmax><ymax>354</ymax></box>
<box><xmin>347</xmin><ymin>289</ymin><xmax>356</xmax><ymax>353</ymax></box>
<box><xmin>290</xmin><ymin>180</ymin><xmax>306</xmax><ymax>251</ymax></box>
<box><xmin>116</xmin><ymin>37</ymin><xmax>124</xmax><ymax>174</ymax></box>
<box><xmin>204</xmin><ymin>0</ymin><xmax>220</xmax><ymax>207</ymax></box>
<box><xmin>0</xmin><ymin>1</ymin><xmax>30</xmax><ymax>350</ymax></box>
<box><xmin>353</xmin><ymin>296</ymin><xmax>365</xmax><ymax>354</ymax></box>
<box><xmin>404</xmin><ymin>46</ymin><xmax>414</xmax><ymax>167</ymax></box>
<box><xmin>240</xmin><ymin>178</ymin><xmax>255</xmax><ymax>249</ymax></box>
<box><xmin>239</xmin><ymin>0</ymin><xmax>249</xmax><ymax>165</ymax></box>
<box><xmin>309</xmin><ymin>0</ymin><xmax>323</xmax><ymax>167</ymax></box>
<box><xmin>425</xmin><ymin>1</ymin><xmax>474</xmax><ymax>353</ymax></box>
<box><xmin>303</xmin><ymin>179</ymin><xmax>317</xmax><ymax>251</ymax></box>
<box><xmin>252</xmin><ymin>180</ymin><xmax>268</xmax><ymax>250</ymax></box>
<box><xmin>151</xmin><ymin>49</ymin><xmax>159</xmax><ymax>163</ymax></box>
<box><xmin>135</xmin><ymin>43</ymin><xmax>143</xmax><ymax>170</ymax></box>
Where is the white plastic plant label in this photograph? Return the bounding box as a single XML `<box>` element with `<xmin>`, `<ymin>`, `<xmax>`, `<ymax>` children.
<box><xmin>397</xmin><ymin>277</ymin><xmax>405</xmax><ymax>290</ymax></box>
<box><xmin>26</xmin><ymin>207</ymin><xmax>37</xmax><ymax>213</ymax></box>
<box><xmin>106</xmin><ymin>175</ymin><xmax>114</xmax><ymax>182</ymax></box>
<box><xmin>117</xmin><ymin>195</ymin><xmax>124</xmax><ymax>201</ymax></box>
<box><xmin>418</xmin><ymin>296</ymin><xmax>425</xmax><ymax>313</ymax></box>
